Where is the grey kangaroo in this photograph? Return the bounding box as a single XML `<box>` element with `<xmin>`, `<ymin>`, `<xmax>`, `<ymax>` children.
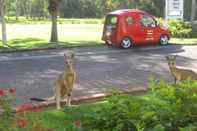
<box><xmin>31</xmin><ymin>51</ymin><xmax>76</xmax><ymax>109</ymax></box>
<box><xmin>166</xmin><ymin>55</ymin><xmax>197</xmax><ymax>84</ymax></box>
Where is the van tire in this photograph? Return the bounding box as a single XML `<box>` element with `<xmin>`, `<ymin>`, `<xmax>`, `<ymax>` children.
<box><xmin>121</xmin><ymin>37</ymin><xmax>132</xmax><ymax>49</ymax></box>
<box><xmin>160</xmin><ymin>35</ymin><xmax>169</xmax><ymax>45</ymax></box>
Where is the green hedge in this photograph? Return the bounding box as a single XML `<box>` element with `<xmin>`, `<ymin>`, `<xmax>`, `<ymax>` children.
<box><xmin>158</xmin><ymin>19</ymin><xmax>197</xmax><ymax>38</ymax></box>
<box><xmin>82</xmin><ymin>80</ymin><xmax>197</xmax><ymax>131</ymax></box>
<box><xmin>168</xmin><ymin>20</ymin><xmax>192</xmax><ymax>38</ymax></box>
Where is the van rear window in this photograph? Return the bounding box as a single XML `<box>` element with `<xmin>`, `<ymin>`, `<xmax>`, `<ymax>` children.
<box><xmin>106</xmin><ymin>15</ymin><xmax>117</xmax><ymax>28</ymax></box>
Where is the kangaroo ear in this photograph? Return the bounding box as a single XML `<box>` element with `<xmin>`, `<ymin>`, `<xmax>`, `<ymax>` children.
<box><xmin>171</xmin><ymin>55</ymin><xmax>177</xmax><ymax>60</ymax></box>
<box><xmin>64</xmin><ymin>53</ymin><xmax>67</xmax><ymax>60</ymax></box>
<box><xmin>69</xmin><ymin>51</ymin><xmax>74</xmax><ymax>58</ymax></box>
<box><xmin>71</xmin><ymin>52</ymin><xmax>74</xmax><ymax>58</ymax></box>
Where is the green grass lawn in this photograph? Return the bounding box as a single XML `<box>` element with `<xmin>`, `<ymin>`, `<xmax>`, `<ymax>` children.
<box><xmin>0</xmin><ymin>23</ymin><xmax>197</xmax><ymax>52</ymax></box>
<box><xmin>0</xmin><ymin>24</ymin><xmax>104</xmax><ymax>52</ymax></box>
<box><xmin>6</xmin><ymin>17</ymin><xmax>104</xmax><ymax>24</ymax></box>
<box><xmin>169</xmin><ymin>38</ymin><xmax>197</xmax><ymax>45</ymax></box>
<box><xmin>0</xmin><ymin>38</ymin><xmax>103</xmax><ymax>52</ymax></box>
<box><xmin>24</xmin><ymin>102</ymin><xmax>104</xmax><ymax>131</ymax></box>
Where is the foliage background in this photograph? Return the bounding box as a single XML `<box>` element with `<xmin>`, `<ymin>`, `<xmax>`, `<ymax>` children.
<box><xmin>83</xmin><ymin>80</ymin><xmax>197</xmax><ymax>131</ymax></box>
<box><xmin>4</xmin><ymin>0</ymin><xmax>197</xmax><ymax>20</ymax></box>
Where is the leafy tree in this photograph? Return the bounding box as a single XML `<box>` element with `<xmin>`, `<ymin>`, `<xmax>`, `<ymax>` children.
<box><xmin>3</xmin><ymin>0</ymin><xmax>197</xmax><ymax>21</ymax></box>
<box><xmin>31</xmin><ymin>0</ymin><xmax>48</xmax><ymax>19</ymax></box>
<box><xmin>5</xmin><ymin>0</ymin><xmax>15</xmax><ymax>18</ymax></box>
<box><xmin>152</xmin><ymin>0</ymin><xmax>165</xmax><ymax>17</ymax></box>
<box><xmin>60</xmin><ymin>0</ymin><xmax>166</xmax><ymax>18</ymax></box>
<box><xmin>18</xmin><ymin>0</ymin><xmax>32</xmax><ymax>19</ymax></box>
<box><xmin>61</xmin><ymin>0</ymin><xmax>83</xmax><ymax>18</ymax></box>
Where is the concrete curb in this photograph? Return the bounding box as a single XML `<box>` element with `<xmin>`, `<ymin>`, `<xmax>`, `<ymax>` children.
<box><xmin>14</xmin><ymin>87</ymin><xmax>147</xmax><ymax>113</ymax></box>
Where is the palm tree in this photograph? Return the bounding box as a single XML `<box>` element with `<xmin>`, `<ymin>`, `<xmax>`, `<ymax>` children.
<box><xmin>0</xmin><ymin>0</ymin><xmax>7</xmax><ymax>46</ymax></box>
<box><xmin>48</xmin><ymin>0</ymin><xmax>61</xmax><ymax>43</ymax></box>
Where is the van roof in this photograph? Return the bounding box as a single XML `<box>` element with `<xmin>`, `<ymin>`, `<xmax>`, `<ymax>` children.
<box><xmin>108</xmin><ymin>9</ymin><xmax>149</xmax><ymax>16</ymax></box>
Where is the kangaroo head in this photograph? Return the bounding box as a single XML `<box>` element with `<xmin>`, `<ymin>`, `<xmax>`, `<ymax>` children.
<box><xmin>165</xmin><ymin>55</ymin><xmax>177</xmax><ymax>68</ymax></box>
<box><xmin>64</xmin><ymin>51</ymin><xmax>75</xmax><ymax>68</ymax></box>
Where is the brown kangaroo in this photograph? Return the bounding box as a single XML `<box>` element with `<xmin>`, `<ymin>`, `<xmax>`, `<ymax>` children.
<box><xmin>166</xmin><ymin>55</ymin><xmax>197</xmax><ymax>84</ymax></box>
<box><xmin>31</xmin><ymin>51</ymin><xmax>76</xmax><ymax>109</ymax></box>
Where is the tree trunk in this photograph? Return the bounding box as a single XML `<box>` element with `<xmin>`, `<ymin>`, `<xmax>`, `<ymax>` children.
<box><xmin>0</xmin><ymin>0</ymin><xmax>7</xmax><ymax>46</ymax></box>
<box><xmin>50</xmin><ymin>13</ymin><xmax>58</xmax><ymax>42</ymax></box>
<box><xmin>191</xmin><ymin>0</ymin><xmax>196</xmax><ymax>22</ymax></box>
<box><xmin>15</xmin><ymin>0</ymin><xmax>19</xmax><ymax>21</ymax></box>
<box><xmin>27</xmin><ymin>0</ymin><xmax>32</xmax><ymax>19</ymax></box>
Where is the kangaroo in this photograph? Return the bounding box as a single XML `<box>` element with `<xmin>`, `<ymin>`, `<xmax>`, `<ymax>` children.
<box><xmin>165</xmin><ymin>55</ymin><xmax>197</xmax><ymax>84</ymax></box>
<box><xmin>31</xmin><ymin>51</ymin><xmax>76</xmax><ymax>109</ymax></box>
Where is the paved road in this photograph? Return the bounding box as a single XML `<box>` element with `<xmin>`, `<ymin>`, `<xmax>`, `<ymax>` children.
<box><xmin>0</xmin><ymin>45</ymin><xmax>197</xmax><ymax>105</ymax></box>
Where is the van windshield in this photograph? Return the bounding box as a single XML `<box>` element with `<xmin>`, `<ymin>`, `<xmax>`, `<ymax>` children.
<box><xmin>105</xmin><ymin>15</ymin><xmax>117</xmax><ymax>28</ymax></box>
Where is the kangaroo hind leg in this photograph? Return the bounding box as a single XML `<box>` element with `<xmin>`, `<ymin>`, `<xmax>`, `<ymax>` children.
<box><xmin>55</xmin><ymin>86</ymin><xmax>61</xmax><ymax>109</ymax></box>
<box><xmin>66</xmin><ymin>92</ymin><xmax>72</xmax><ymax>106</ymax></box>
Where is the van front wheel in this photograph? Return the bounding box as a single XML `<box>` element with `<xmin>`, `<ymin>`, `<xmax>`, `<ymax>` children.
<box><xmin>121</xmin><ymin>37</ymin><xmax>132</xmax><ymax>49</ymax></box>
<box><xmin>160</xmin><ymin>35</ymin><xmax>169</xmax><ymax>45</ymax></box>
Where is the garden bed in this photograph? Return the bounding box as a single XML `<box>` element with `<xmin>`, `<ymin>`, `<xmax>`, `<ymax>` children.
<box><xmin>1</xmin><ymin>80</ymin><xmax>197</xmax><ymax>131</ymax></box>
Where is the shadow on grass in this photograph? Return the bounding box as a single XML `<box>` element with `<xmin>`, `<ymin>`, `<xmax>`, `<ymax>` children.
<box><xmin>0</xmin><ymin>38</ymin><xmax>103</xmax><ymax>53</ymax></box>
<box><xmin>58</xmin><ymin>41</ymin><xmax>102</xmax><ymax>48</ymax></box>
<box><xmin>9</xmin><ymin>38</ymin><xmax>43</xmax><ymax>44</ymax></box>
<box><xmin>8</xmin><ymin>38</ymin><xmax>47</xmax><ymax>49</ymax></box>
<box><xmin>0</xmin><ymin>38</ymin><xmax>45</xmax><ymax>48</ymax></box>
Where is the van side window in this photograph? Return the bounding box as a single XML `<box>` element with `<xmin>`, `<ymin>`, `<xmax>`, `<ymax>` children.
<box><xmin>140</xmin><ymin>15</ymin><xmax>156</xmax><ymax>27</ymax></box>
<box><xmin>106</xmin><ymin>15</ymin><xmax>117</xmax><ymax>28</ymax></box>
<box><xmin>110</xmin><ymin>17</ymin><xmax>117</xmax><ymax>25</ymax></box>
<box><xmin>126</xmin><ymin>16</ymin><xmax>133</xmax><ymax>25</ymax></box>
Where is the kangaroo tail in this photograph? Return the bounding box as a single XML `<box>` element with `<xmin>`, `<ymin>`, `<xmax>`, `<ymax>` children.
<box><xmin>30</xmin><ymin>96</ymin><xmax>55</xmax><ymax>102</ymax></box>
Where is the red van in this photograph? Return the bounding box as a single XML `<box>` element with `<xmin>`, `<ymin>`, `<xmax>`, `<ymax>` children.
<box><xmin>102</xmin><ymin>9</ymin><xmax>170</xmax><ymax>49</ymax></box>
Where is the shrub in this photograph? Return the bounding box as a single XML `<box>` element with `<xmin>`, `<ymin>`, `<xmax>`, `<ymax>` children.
<box><xmin>157</xmin><ymin>19</ymin><xmax>196</xmax><ymax>38</ymax></box>
<box><xmin>82</xmin><ymin>80</ymin><xmax>197</xmax><ymax>131</ymax></box>
<box><xmin>168</xmin><ymin>20</ymin><xmax>192</xmax><ymax>38</ymax></box>
<box><xmin>0</xmin><ymin>88</ymin><xmax>50</xmax><ymax>131</ymax></box>
<box><xmin>0</xmin><ymin>88</ymin><xmax>16</xmax><ymax>131</ymax></box>
<box><xmin>150</xmin><ymin>80</ymin><xmax>197</xmax><ymax>131</ymax></box>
